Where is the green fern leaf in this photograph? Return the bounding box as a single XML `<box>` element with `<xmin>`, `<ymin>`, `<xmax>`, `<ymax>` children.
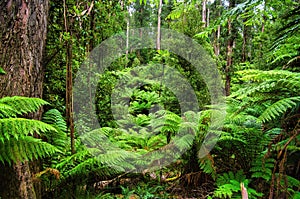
<box><xmin>0</xmin><ymin>96</ymin><xmax>48</xmax><ymax>116</ymax></box>
<box><xmin>0</xmin><ymin>118</ymin><xmax>57</xmax><ymax>142</ymax></box>
<box><xmin>0</xmin><ymin>137</ymin><xmax>58</xmax><ymax>165</ymax></box>
<box><xmin>258</xmin><ymin>96</ymin><xmax>300</xmax><ymax>122</ymax></box>
<box><xmin>42</xmin><ymin>109</ymin><xmax>67</xmax><ymax>133</ymax></box>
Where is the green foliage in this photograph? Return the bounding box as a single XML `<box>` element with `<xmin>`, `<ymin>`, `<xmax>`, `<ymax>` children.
<box><xmin>198</xmin><ymin>154</ymin><xmax>217</xmax><ymax>180</ymax></box>
<box><xmin>38</xmin><ymin>0</ymin><xmax>300</xmax><ymax>198</ymax></box>
<box><xmin>213</xmin><ymin>170</ymin><xmax>263</xmax><ymax>199</ymax></box>
<box><xmin>258</xmin><ymin>96</ymin><xmax>300</xmax><ymax>123</ymax></box>
<box><xmin>0</xmin><ymin>96</ymin><xmax>48</xmax><ymax>118</ymax></box>
<box><xmin>228</xmin><ymin>68</ymin><xmax>300</xmax><ymax>197</ymax></box>
<box><xmin>119</xmin><ymin>183</ymin><xmax>169</xmax><ymax>199</ymax></box>
<box><xmin>250</xmin><ymin>157</ymin><xmax>275</xmax><ymax>182</ymax></box>
<box><xmin>232</xmin><ymin>69</ymin><xmax>300</xmax><ymax>123</ymax></box>
<box><xmin>41</xmin><ymin>109</ymin><xmax>70</xmax><ymax>170</ymax></box>
<box><xmin>0</xmin><ymin>136</ymin><xmax>58</xmax><ymax>165</ymax></box>
<box><xmin>0</xmin><ymin>96</ymin><xmax>58</xmax><ymax>165</ymax></box>
<box><xmin>55</xmin><ymin>139</ymin><xmax>136</xmax><ymax>181</ymax></box>
<box><xmin>0</xmin><ymin>67</ymin><xmax>5</xmax><ymax>75</ymax></box>
<box><xmin>0</xmin><ymin>118</ymin><xmax>57</xmax><ymax>142</ymax></box>
<box><xmin>271</xmin><ymin>5</ymin><xmax>300</xmax><ymax>68</ymax></box>
<box><xmin>42</xmin><ymin>109</ymin><xmax>67</xmax><ymax>133</ymax></box>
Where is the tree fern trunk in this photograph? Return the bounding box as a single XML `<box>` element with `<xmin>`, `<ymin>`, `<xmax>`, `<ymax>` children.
<box><xmin>0</xmin><ymin>0</ymin><xmax>49</xmax><ymax>198</ymax></box>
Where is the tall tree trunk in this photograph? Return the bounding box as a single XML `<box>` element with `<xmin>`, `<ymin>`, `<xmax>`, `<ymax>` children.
<box><xmin>216</xmin><ymin>24</ymin><xmax>221</xmax><ymax>55</ymax></box>
<box><xmin>202</xmin><ymin>0</ymin><xmax>207</xmax><ymax>27</ymax></box>
<box><xmin>157</xmin><ymin>0</ymin><xmax>163</xmax><ymax>50</ymax></box>
<box><xmin>225</xmin><ymin>19</ymin><xmax>233</xmax><ymax>96</ymax></box>
<box><xmin>64</xmin><ymin>0</ymin><xmax>75</xmax><ymax>155</ymax></box>
<box><xmin>242</xmin><ymin>21</ymin><xmax>249</xmax><ymax>62</ymax></box>
<box><xmin>126</xmin><ymin>7</ymin><xmax>130</xmax><ymax>57</ymax></box>
<box><xmin>259</xmin><ymin>0</ymin><xmax>267</xmax><ymax>65</ymax></box>
<box><xmin>207</xmin><ymin>5</ymin><xmax>210</xmax><ymax>27</ymax></box>
<box><xmin>225</xmin><ymin>0</ymin><xmax>235</xmax><ymax>96</ymax></box>
<box><xmin>213</xmin><ymin>0</ymin><xmax>221</xmax><ymax>56</ymax></box>
<box><xmin>0</xmin><ymin>0</ymin><xmax>49</xmax><ymax>198</ymax></box>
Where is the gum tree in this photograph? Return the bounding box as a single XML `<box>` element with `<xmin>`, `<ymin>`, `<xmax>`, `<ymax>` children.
<box><xmin>0</xmin><ymin>0</ymin><xmax>49</xmax><ymax>198</ymax></box>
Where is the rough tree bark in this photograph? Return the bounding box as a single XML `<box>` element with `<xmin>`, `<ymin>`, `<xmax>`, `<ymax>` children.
<box><xmin>0</xmin><ymin>0</ymin><xmax>49</xmax><ymax>198</ymax></box>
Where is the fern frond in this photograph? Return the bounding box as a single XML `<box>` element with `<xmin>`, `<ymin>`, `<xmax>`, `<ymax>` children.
<box><xmin>0</xmin><ymin>103</ymin><xmax>17</xmax><ymax>118</ymax></box>
<box><xmin>258</xmin><ymin>96</ymin><xmax>300</xmax><ymax>123</ymax></box>
<box><xmin>42</xmin><ymin>109</ymin><xmax>68</xmax><ymax>152</ymax></box>
<box><xmin>0</xmin><ymin>96</ymin><xmax>48</xmax><ymax>116</ymax></box>
<box><xmin>199</xmin><ymin>153</ymin><xmax>217</xmax><ymax>180</ymax></box>
<box><xmin>216</xmin><ymin>170</ymin><xmax>246</xmax><ymax>186</ymax></box>
<box><xmin>250</xmin><ymin>157</ymin><xmax>275</xmax><ymax>181</ymax></box>
<box><xmin>0</xmin><ymin>137</ymin><xmax>58</xmax><ymax>165</ymax></box>
<box><xmin>0</xmin><ymin>118</ymin><xmax>57</xmax><ymax>142</ymax></box>
<box><xmin>236</xmin><ymin>69</ymin><xmax>298</xmax><ymax>83</ymax></box>
<box><xmin>42</xmin><ymin>109</ymin><xmax>67</xmax><ymax>133</ymax></box>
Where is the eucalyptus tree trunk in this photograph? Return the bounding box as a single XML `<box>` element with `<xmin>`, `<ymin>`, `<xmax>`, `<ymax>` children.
<box><xmin>126</xmin><ymin>7</ymin><xmax>130</xmax><ymax>56</ymax></box>
<box><xmin>225</xmin><ymin>18</ymin><xmax>233</xmax><ymax>96</ymax></box>
<box><xmin>207</xmin><ymin>5</ymin><xmax>210</xmax><ymax>27</ymax></box>
<box><xmin>64</xmin><ymin>0</ymin><xmax>75</xmax><ymax>155</ymax></box>
<box><xmin>157</xmin><ymin>0</ymin><xmax>163</xmax><ymax>50</ymax></box>
<box><xmin>202</xmin><ymin>0</ymin><xmax>207</xmax><ymax>27</ymax></box>
<box><xmin>242</xmin><ymin>20</ymin><xmax>250</xmax><ymax>62</ymax></box>
<box><xmin>213</xmin><ymin>0</ymin><xmax>221</xmax><ymax>56</ymax></box>
<box><xmin>0</xmin><ymin>0</ymin><xmax>49</xmax><ymax>198</ymax></box>
<box><xmin>225</xmin><ymin>0</ymin><xmax>236</xmax><ymax>96</ymax></box>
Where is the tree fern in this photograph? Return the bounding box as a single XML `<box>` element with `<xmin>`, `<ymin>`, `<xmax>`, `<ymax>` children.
<box><xmin>198</xmin><ymin>153</ymin><xmax>217</xmax><ymax>180</ymax></box>
<box><xmin>233</xmin><ymin>70</ymin><xmax>300</xmax><ymax>98</ymax></box>
<box><xmin>0</xmin><ymin>136</ymin><xmax>58</xmax><ymax>165</ymax></box>
<box><xmin>0</xmin><ymin>118</ymin><xmax>57</xmax><ymax>141</ymax></box>
<box><xmin>0</xmin><ymin>96</ymin><xmax>58</xmax><ymax>165</ymax></box>
<box><xmin>231</xmin><ymin>70</ymin><xmax>300</xmax><ymax>124</ymax></box>
<box><xmin>270</xmin><ymin>6</ymin><xmax>300</xmax><ymax>68</ymax></box>
<box><xmin>235</xmin><ymin>69</ymin><xmax>299</xmax><ymax>82</ymax></box>
<box><xmin>41</xmin><ymin>108</ymin><xmax>70</xmax><ymax>172</ymax></box>
<box><xmin>250</xmin><ymin>157</ymin><xmax>275</xmax><ymax>181</ymax></box>
<box><xmin>0</xmin><ymin>96</ymin><xmax>48</xmax><ymax>117</ymax></box>
<box><xmin>228</xmin><ymin>68</ymin><xmax>300</xmax><ymax>197</ymax></box>
<box><xmin>54</xmin><ymin>128</ymin><xmax>138</xmax><ymax>181</ymax></box>
<box><xmin>42</xmin><ymin>109</ymin><xmax>67</xmax><ymax>133</ymax></box>
<box><xmin>0</xmin><ymin>103</ymin><xmax>17</xmax><ymax>118</ymax></box>
<box><xmin>258</xmin><ymin>96</ymin><xmax>300</xmax><ymax>123</ymax></box>
<box><xmin>214</xmin><ymin>171</ymin><xmax>263</xmax><ymax>199</ymax></box>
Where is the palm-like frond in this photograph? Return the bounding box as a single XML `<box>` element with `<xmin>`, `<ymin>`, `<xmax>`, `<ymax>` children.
<box><xmin>0</xmin><ymin>96</ymin><xmax>48</xmax><ymax>117</ymax></box>
<box><xmin>0</xmin><ymin>96</ymin><xmax>58</xmax><ymax>165</ymax></box>
<box><xmin>272</xmin><ymin>6</ymin><xmax>300</xmax><ymax>49</ymax></box>
<box><xmin>0</xmin><ymin>136</ymin><xmax>58</xmax><ymax>165</ymax></box>
<box><xmin>232</xmin><ymin>69</ymin><xmax>300</xmax><ymax>123</ymax></box>
<box><xmin>0</xmin><ymin>118</ymin><xmax>57</xmax><ymax>142</ymax></box>
<box><xmin>42</xmin><ymin>109</ymin><xmax>69</xmax><ymax>156</ymax></box>
<box><xmin>258</xmin><ymin>96</ymin><xmax>300</xmax><ymax>123</ymax></box>
<box><xmin>42</xmin><ymin>109</ymin><xmax>67</xmax><ymax>132</ymax></box>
